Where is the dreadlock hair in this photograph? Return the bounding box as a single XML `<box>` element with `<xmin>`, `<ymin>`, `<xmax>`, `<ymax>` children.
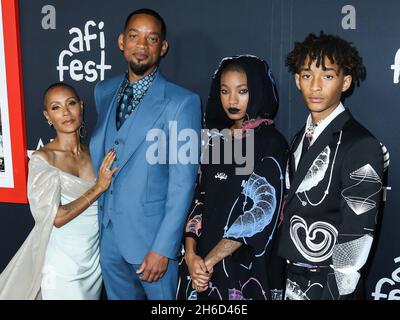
<box><xmin>285</xmin><ymin>31</ymin><xmax>366</xmax><ymax>86</ymax></box>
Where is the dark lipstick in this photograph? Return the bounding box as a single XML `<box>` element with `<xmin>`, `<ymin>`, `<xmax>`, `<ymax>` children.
<box><xmin>228</xmin><ymin>107</ymin><xmax>240</xmax><ymax>114</ymax></box>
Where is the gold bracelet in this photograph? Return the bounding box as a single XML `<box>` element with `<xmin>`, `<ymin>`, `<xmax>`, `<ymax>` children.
<box><xmin>82</xmin><ymin>194</ymin><xmax>91</xmax><ymax>207</ymax></box>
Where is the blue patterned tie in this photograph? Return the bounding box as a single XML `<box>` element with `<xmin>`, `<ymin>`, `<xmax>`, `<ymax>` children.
<box><xmin>116</xmin><ymin>70</ymin><xmax>157</xmax><ymax>130</ymax></box>
<box><xmin>116</xmin><ymin>84</ymin><xmax>134</xmax><ymax>130</ymax></box>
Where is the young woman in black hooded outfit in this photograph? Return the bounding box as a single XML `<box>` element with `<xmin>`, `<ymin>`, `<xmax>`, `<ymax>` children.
<box><xmin>178</xmin><ymin>55</ymin><xmax>288</xmax><ymax>300</ymax></box>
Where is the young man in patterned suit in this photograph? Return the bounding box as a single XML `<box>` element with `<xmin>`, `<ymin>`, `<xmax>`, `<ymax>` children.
<box><xmin>278</xmin><ymin>31</ymin><xmax>383</xmax><ymax>300</ymax></box>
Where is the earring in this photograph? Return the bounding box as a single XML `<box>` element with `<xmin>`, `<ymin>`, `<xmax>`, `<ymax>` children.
<box><xmin>48</xmin><ymin>120</ymin><xmax>53</xmax><ymax>128</ymax></box>
<box><xmin>79</xmin><ymin>121</ymin><xmax>87</xmax><ymax>139</ymax></box>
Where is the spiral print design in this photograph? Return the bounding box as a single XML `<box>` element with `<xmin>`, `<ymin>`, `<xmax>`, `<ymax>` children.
<box><xmin>290</xmin><ymin>215</ymin><xmax>338</xmax><ymax>262</ymax></box>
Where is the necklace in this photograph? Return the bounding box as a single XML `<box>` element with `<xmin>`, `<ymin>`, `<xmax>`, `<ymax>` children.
<box><xmin>305</xmin><ymin>119</ymin><xmax>323</xmax><ymax>139</ymax></box>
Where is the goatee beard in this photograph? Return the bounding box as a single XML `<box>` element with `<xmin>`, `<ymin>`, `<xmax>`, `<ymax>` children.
<box><xmin>129</xmin><ymin>62</ymin><xmax>153</xmax><ymax>76</ymax></box>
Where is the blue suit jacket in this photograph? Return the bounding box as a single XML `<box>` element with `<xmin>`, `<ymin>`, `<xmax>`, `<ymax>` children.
<box><xmin>89</xmin><ymin>71</ymin><xmax>201</xmax><ymax>264</ymax></box>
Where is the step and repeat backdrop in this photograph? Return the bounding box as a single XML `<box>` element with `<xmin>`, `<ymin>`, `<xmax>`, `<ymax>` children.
<box><xmin>0</xmin><ymin>0</ymin><xmax>399</xmax><ymax>299</ymax></box>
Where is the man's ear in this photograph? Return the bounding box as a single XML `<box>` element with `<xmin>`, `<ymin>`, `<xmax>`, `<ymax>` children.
<box><xmin>118</xmin><ymin>33</ymin><xmax>124</xmax><ymax>52</ymax></box>
<box><xmin>342</xmin><ymin>74</ymin><xmax>353</xmax><ymax>92</ymax></box>
<box><xmin>160</xmin><ymin>40</ymin><xmax>169</xmax><ymax>57</ymax></box>
<box><xmin>295</xmin><ymin>74</ymin><xmax>301</xmax><ymax>91</ymax></box>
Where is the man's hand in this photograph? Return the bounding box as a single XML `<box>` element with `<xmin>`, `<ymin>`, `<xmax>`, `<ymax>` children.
<box><xmin>136</xmin><ymin>251</ymin><xmax>169</xmax><ymax>282</ymax></box>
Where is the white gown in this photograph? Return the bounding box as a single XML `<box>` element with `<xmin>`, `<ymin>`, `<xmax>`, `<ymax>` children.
<box><xmin>0</xmin><ymin>155</ymin><xmax>102</xmax><ymax>300</ymax></box>
<box><xmin>41</xmin><ymin>190</ymin><xmax>102</xmax><ymax>299</ymax></box>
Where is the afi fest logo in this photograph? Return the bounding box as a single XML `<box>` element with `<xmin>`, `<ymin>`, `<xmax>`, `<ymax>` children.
<box><xmin>41</xmin><ymin>5</ymin><xmax>111</xmax><ymax>82</ymax></box>
<box><xmin>391</xmin><ymin>49</ymin><xmax>400</xmax><ymax>84</ymax></box>
<box><xmin>371</xmin><ymin>257</ymin><xmax>400</xmax><ymax>300</ymax></box>
<box><xmin>57</xmin><ymin>20</ymin><xmax>111</xmax><ymax>82</ymax></box>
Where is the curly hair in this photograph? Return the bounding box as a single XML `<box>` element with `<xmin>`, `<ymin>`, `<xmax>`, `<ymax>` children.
<box><xmin>285</xmin><ymin>31</ymin><xmax>366</xmax><ymax>86</ymax></box>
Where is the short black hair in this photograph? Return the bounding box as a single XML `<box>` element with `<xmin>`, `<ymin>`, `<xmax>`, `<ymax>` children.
<box><xmin>43</xmin><ymin>82</ymin><xmax>81</xmax><ymax>109</ymax></box>
<box><xmin>123</xmin><ymin>8</ymin><xmax>166</xmax><ymax>40</ymax></box>
<box><xmin>286</xmin><ymin>31</ymin><xmax>366</xmax><ymax>86</ymax></box>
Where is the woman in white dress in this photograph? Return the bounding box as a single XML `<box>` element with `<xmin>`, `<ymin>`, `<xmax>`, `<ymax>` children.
<box><xmin>0</xmin><ymin>83</ymin><xmax>117</xmax><ymax>299</ymax></box>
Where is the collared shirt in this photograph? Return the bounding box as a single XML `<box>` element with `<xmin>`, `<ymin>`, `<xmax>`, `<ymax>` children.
<box><xmin>116</xmin><ymin>68</ymin><xmax>158</xmax><ymax>130</ymax></box>
<box><xmin>294</xmin><ymin>102</ymin><xmax>345</xmax><ymax>170</ymax></box>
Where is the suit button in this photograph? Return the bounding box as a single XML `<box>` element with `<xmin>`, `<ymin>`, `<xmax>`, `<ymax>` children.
<box><xmin>99</xmin><ymin>205</ymin><xmax>103</xmax><ymax>210</ymax></box>
<box><xmin>110</xmin><ymin>190</ymin><xmax>113</xmax><ymax>195</ymax></box>
<box><xmin>115</xmin><ymin>140</ymin><xmax>119</xmax><ymax>145</ymax></box>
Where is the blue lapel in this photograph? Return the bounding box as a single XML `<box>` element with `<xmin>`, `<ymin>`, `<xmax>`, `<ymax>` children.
<box><xmin>114</xmin><ymin>72</ymin><xmax>170</xmax><ymax>177</ymax></box>
<box><xmin>90</xmin><ymin>75</ymin><xmax>124</xmax><ymax>172</ymax></box>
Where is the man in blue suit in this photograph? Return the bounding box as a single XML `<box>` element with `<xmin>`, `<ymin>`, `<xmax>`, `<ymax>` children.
<box><xmin>89</xmin><ymin>8</ymin><xmax>201</xmax><ymax>299</ymax></box>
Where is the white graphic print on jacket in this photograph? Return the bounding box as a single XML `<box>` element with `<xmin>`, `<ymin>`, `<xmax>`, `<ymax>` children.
<box><xmin>296</xmin><ymin>146</ymin><xmax>331</xmax><ymax>194</ymax></box>
<box><xmin>341</xmin><ymin>164</ymin><xmax>382</xmax><ymax>215</ymax></box>
<box><xmin>332</xmin><ymin>234</ymin><xmax>373</xmax><ymax>295</ymax></box>
<box><xmin>295</xmin><ymin>131</ymin><xmax>343</xmax><ymax>207</ymax></box>
<box><xmin>289</xmin><ymin>215</ymin><xmax>338</xmax><ymax>263</ymax></box>
<box><xmin>224</xmin><ymin>173</ymin><xmax>276</xmax><ymax>239</ymax></box>
<box><xmin>290</xmin><ymin>157</ymin><xmax>381</xmax><ymax>296</ymax></box>
<box><xmin>284</xmin><ymin>279</ymin><xmax>323</xmax><ymax>300</ymax></box>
